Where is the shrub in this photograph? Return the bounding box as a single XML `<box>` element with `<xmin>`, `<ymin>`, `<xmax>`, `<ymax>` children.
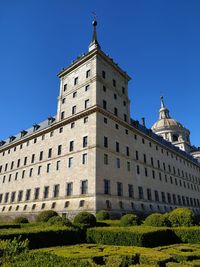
<box><xmin>36</xmin><ymin>210</ymin><xmax>58</xmax><ymax>223</ymax></box>
<box><xmin>143</xmin><ymin>213</ymin><xmax>170</xmax><ymax>227</ymax></box>
<box><xmin>120</xmin><ymin>214</ymin><xmax>139</xmax><ymax>227</ymax></box>
<box><xmin>73</xmin><ymin>212</ymin><xmax>96</xmax><ymax>228</ymax></box>
<box><xmin>173</xmin><ymin>227</ymin><xmax>200</xmax><ymax>244</ymax></box>
<box><xmin>168</xmin><ymin>208</ymin><xmax>196</xmax><ymax>227</ymax></box>
<box><xmin>47</xmin><ymin>216</ymin><xmax>72</xmax><ymax>227</ymax></box>
<box><xmin>0</xmin><ymin>237</ymin><xmax>29</xmax><ymax>258</ymax></box>
<box><xmin>13</xmin><ymin>217</ymin><xmax>29</xmax><ymax>224</ymax></box>
<box><xmin>87</xmin><ymin>226</ymin><xmax>179</xmax><ymax>247</ymax></box>
<box><xmin>0</xmin><ymin>226</ymin><xmax>82</xmax><ymax>249</ymax></box>
<box><xmin>96</xmin><ymin>210</ymin><xmax>110</xmax><ymax>221</ymax></box>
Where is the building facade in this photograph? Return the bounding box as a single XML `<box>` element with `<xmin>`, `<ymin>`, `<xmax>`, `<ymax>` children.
<box><xmin>0</xmin><ymin>20</ymin><xmax>200</xmax><ymax>219</ymax></box>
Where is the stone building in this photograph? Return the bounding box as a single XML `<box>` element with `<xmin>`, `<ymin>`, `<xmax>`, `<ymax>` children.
<box><xmin>0</xmin><ymin>20</ymin><xmax>200</xmax><ymax>219</ymax></box>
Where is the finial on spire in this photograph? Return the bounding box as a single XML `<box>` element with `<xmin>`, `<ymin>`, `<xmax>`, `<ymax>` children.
<box><xmin>89</xmin><ymin>12</ymin><xmax>101</xmax><ymax>52</ymax></box>
<box><xmin>160</xmin><ymin>96</ymin><xmax>165</xmax><ymax>108</ymax></box>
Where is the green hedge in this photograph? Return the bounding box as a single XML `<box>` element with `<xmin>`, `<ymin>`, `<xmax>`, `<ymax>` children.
<box><xmin>87</xmin><ymin>226</ymin><xmax>179</xmax><ymax>247</ymax></box>
<box><xmin>0</xmin><ymin>224</ymin><xmax>21</xmax><ymax>230</ymax></box>
<box><xmin>173</xmin><ymin>227</ymin><xmax>200</xmax><ymax>244</ymax></box>
<box><xmin>0</xmin><ymin>226</ymin><xmax>82</xmax><ymax>249</ymax></box>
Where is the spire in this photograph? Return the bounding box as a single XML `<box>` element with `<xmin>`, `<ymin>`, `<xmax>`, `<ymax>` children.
<box><xmin>160</xmin><ymin>96</ymin><xmax>165</xmax><ymax>108</ymax></box>
<box><xmin>159</xmin><ymin>96</ymin><xmax>170</xmax><ymax>119</ymax></box>
<box><xmin>89</xmin><ymin>14</ymin><xmax>101</xmax><ymax>52</ymax></box>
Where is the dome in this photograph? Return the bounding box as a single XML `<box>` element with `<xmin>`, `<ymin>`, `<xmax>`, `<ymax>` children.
<box><xmin>152</xmin><ymin>118</ymin><xmax>184</xmax><ymax>132</ymax></box>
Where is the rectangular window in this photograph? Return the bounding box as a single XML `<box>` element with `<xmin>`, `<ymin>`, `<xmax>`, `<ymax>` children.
<box><xmin>38</xmin><ymin>166</ymin><xmax>42</xmax><ymax>175</ymax></box>
<box><xmin>68</xmin><ymin>157</ymin><xmax>73</xmax><ymax>168</ymax></box>
<box><xmin>116</xmin><ymin>158</ymin><xmax>120</xmax><ymax>168</ymax></box>
<box><xmin>124</xmin><ymin>114</ymin><xmax>127</xmax><ymax>122</ymax></box>
<box><xmin>126</xmin><ymin>147</ymin><xmax>130</xmax><ymax>156</ymax></box>
<box><xmin>85</xmin><ymin>85</ymin><xmax>90</xmax><ymax>91</ymax></box>
<box><xmin>116</xmin><ymin>142</ymin><xmax>119</xmax><ymax>152</ymax></box>
<box><xmin>4</xmin><ymin>193</ymin><xmax>9</xmax><ymax>203</ymax></box>
<box><xmin>53</xmin><ymin>184</ymin><xmax>60</xmax><ymax>198</ymax></box>
<box><xmin>26</xmin><ymin>189</ymin><xmax>31</xmax><ymax>201</ymax></box>
<box><xmin>104</xmin><ymin>179</ymin><xmax>110</xmax><ymax>194</ymax></box>
<box><xmin>82</xmin><ymin>153</ymin><xmax>87</xmax><ymax>164</ymax></box>
<box><xmin>136</xmin><ymin>151</ymin><xmax>139</xmax><ymax>160</ymax></box>
<box><xmin>113</xmin><ymin>79</ymin><xmax>116</xmax><ymax>87</ymax></box>
<box><xmin>102</xmin><ymin>70</ymin><xmax>106</xmax><ymax>79</ymax></box>
<box><xmin>104</xmin><ymin>137</ymin><xmax>108</xmax><ymax>148</ymax></box>
<box><xmin>136</xmin><ymin>165</ymin><xmax>140</xmax><ymax>174</ymax></box>
<box><xmin>48</xmin><ymin>148</ymin><xmax>52</xmax><ymax>158</ymax></box>
<box><xmin>18</xmin><ymin>191</ymin><xmax>23</xmax><ymax>201</ymax></box>
<box><xmin>147</xmin><ymin>188</ymin><xmax>152</xmax><ymax>200</ymax></box>
<box><xmin>154</xmin><ymin>190</ymin><xmax>159</xmax><ymax>202</ymax></box>
<box><xmin>83</xmin><ymin>136</ymin><xmax>88</xmax><ymax>147</ymax></box>
<box><xmin>86</xmin><ymin>69</ymin><xmax>90</xmax><ymax>78</ymax></box>
<box><xmin>29</xmin><ymin>168</ymin><xmax>33</xmax><ymax>177</ymax></box>
<box><xmin>15</xmin><ymin>172</ymin><xmax>18</xmax><ymax>180</ymax></box>
<box><xmin>161</xmin><ymin>192</ymin><xmax>166</xmax><ymax>203</ymax></box>
<box><xmin>66</xmin><ymin>182</ymin><xmax>73</xmax><ymax>196</ymax></box>
<box><xmin>81</xmin><ymin>180</ymin><xmax>88</xmax><ymax>194</ymax></box>
<box><xmin>114</xmin><ymin>107</ymin><xmax>118</xmax><ymax>116</ymax></box>
<box><xmin>64</xmin><ymin>84</ymin><xmax>67</xmax><ymax>91</ymax></box>
<box><xmin>143</xmin><ymin>154</ymin><xmax>146</xmax><ymax>164</ymax></box>
<box><xmin>127</xmin><ymin>161</ymin><xmax>130</xmax><ymax>171</ymax></box>
<box><xmin>85</xmin><ymin>99</ymin><xmax>89</xmax><ymax>109</ymax></box>
<box><xmin>47</xmin><ymin>163</ymin><xmax>51</xmax><ymax>173</ymax></box>
<box><xmin>24</xmin><ymin>157</ymin><xmax>27</xmax><ymax>166</ymax></box>
<box><xmin>128</xmin><ymin>184</ymin><xmax>134</xmax><ymax>198</ymax></box>
<box><xmin>34</xmin><ymin>188</ymin><xmax>40</xmax><ymax>200</ymax></box>
<box><xmin>73</xmin><ymin>91</ymin><xmax>77</xmax><ymax>98</ymax></box>
<box><xmin>117</xmin><ymin>182</ymin><xmax>123</xmax><ymax>196</ymax></box>
<box><xmin>103</xmin><ymin>100</ymin><xmax>107</xmax><ymax>110</ymax></box>
<box><xmin>39</xmin><ymin>151</ymin><xmax>43</xmax><ymax>161</ymax></box>
<box><xmin>31</xmin><ymin>154</ymin><xmax>35</xmax><ymax>163</ymax></box>
<box><xmin>69</xmin><ymin>141</ymin><xmax>74</xmax><ymax>152</ymax></box>
<box><xmin>44</xmin><ymin>186</ymin><xmax>49</xmax><ymax>199</ymax></box>
<box><xmin>56</xmin><ymin>160</ymin><xmax>60</xmax><ymax>170</ymax></box>
<box><xmin>17</xmin><ymin>159</ymin><xmax>20</xmax><ymax>168</ymax></box>
<box><xmin>74</xmin><ymin>77</ymin><xmax>78</xmax><ymax>85</ymax></box>
<box><xmin>72</xmin><ymin>105</ymin><xmax>76</xmax><ymax>114</ymax></box>
<box><xmin>11</xmin><ymin>191</ymin><xmax>16</xmax><ymax>202</ymax></box>
<box><xmin>104</xmin><ymin>154</ymin><xmax>108</xmax><ymax>165</ymax></box>
<box><xmin>138</xmin><ymin>186</ymin><xmax>144</xmax><ymax>199</ymax></box>
<box><xmin>57</xmin><ymin>145</ymin><xmax>62</xmax><ymax>155</ymax></box>
<box><xmin>61</xmin><ymin>111</ymin><xmax>65</xmax><ymax>120</ymax></box>
<box><xmin>22</xmin><ymin>170</ymin><xmax>25</xmax><ymax>179</ymax></box>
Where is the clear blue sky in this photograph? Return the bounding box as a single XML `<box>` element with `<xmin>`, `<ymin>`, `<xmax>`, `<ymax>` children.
<box><xmin>0</xmin><ymin>0</ymin><xmax>199</xmax><ymax>147</ymax></box>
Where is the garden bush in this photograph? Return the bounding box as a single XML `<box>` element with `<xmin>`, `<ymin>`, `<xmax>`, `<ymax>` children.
<box><xmin>47</xmin><ymin>216</ymin><xmax>72</xmax><ymax>227</ymax></box>
<box><xmin>13</xmin><ymin>217</ymin><xmax>29</xmax><ymax>224</ymax></box>
<box><xmin>143</xmin><ymin>213</ymin><xmax>170</xmax><ymax>227</ymax></box>
<box><xmin>96</xmin><ymin>210</ymin><xmax>110</xmax><ymax>221</ymax></box>
<box><xmin>120</xmin><ymin>214</ymin><xmax>139</xmax><ymax>227</ymax></box>
<box><xmin>73</xmin><ymin>212</ymin><xmax>96</xmax><ymax>228</ymax></box>
<box><xmin>36</xmin><ymin>210</ymin><xmax>58</xmax><ymax>223</ymax></box>
<box><xmin>0</xmin><ymin>226</ymin><xmax>82</xmax><ymax>249</ymax></box>
<box><xmin>168</xmin><ymin>208</ymin><xmax>196</xmax><ymax>227</ymax></box>
<box><xmin>173</xmin><ymin>227</ymin><xmax>200</xmax><ymax>244</ymax></box>
<box><xmin>0</xmin><ymin>237</ymin><xmax>29</xmax><ymax>258</ymax></box>
<box><xmin>87</xmin><ymin>226</ymin><xmax>179</xmax><ymax>247</ymax></box>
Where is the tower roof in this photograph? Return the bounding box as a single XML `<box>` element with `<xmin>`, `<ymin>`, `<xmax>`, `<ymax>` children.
<box><xmin>88</xmin><ymin>16</ymin><xmax>101</xmax><ymax>52</ymax></box>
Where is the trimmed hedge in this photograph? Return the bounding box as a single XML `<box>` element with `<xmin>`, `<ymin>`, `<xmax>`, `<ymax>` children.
<box><xmin>36</xmin><ymin>210</ymin><xmax>58</xmax><ymax>223</ymax></box>
<box><xmin>87</xmin><ymin>226</ymin><xmax>180</xmax><ymax>247</ymax></box>
<box><xmin>120</xmin><ymin>214</ymin><xmax>139</xmax><ymax>227</ymax></box>
<box><xmin>47</xmin><ymin>216</ymin><xmax>72</xmax><ymax>227</ymax></box>
<box><xmin>0</xmin><ymin>224</ymin><xmax>21</xmax><ymax>230</ymax></box>
<box><xmin>0</xmin><ymin>226</ymin><xmax>82</xmax><ymax>249</ymax></box>
<box><xmin>96</xmin><ymin>210</ymin><xmax>110</xmax><ymax>221</ymax></box>
<box><xmin>173</xmin><ymin>227</ymin><xmax>200</xmax><ymax>244</ymax></box>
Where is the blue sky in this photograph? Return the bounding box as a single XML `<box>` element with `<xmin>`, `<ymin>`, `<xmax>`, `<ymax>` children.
<box><xmin>0</xmin><ymin>0</ymin><xmax>199</xmax><ymax>146</ymax></box>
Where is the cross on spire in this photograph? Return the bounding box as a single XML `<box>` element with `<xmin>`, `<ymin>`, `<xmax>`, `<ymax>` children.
<box><xmin>89</xmin><ymin>13</ymin><xmax>101</xmax><ymax>52</ymax></box>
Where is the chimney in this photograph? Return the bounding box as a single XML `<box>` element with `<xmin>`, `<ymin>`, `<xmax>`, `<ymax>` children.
<box><xmin>142</xmin><ymin>117</ymin><xmax>146</xmax><ymax>127</ymax></box>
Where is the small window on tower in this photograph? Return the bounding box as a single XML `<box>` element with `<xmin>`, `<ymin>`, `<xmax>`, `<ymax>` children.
<box><xmin>86</xmin><ymin>70</ymin><xmax>90</xmax><ymax>78</ymax></box>
<box><xmin>102</xmin><ymin>70</ymin><xmax>106</xmax><ymax>79</ymax></box>
<box><xmin>64</xmin><ymin>84</ymin><xmax>67</xmax><ymax>91</ymax></box>
<box><xmin>74</xmin><ymin>77</ymin><xmax>78</xmax><ymax>85</ymax></box>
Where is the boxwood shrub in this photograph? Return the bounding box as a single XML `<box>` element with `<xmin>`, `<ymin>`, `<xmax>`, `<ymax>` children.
<box><xmin>143</xmin><ymin>213</ymin><xmax>170</xmax><ymax>227</ymax></box>
<box><xmin>47</xmin><ymin>216</ymin><xmax>72</xmax><ymax>227</ymax></box>
<box><xmin>96</xmin><ymin>210</ymin><xmax>110</xmax><ymax>221</ymax></box>
<box><xmin>173</xmin><ymin>227</ymin><xmax>200</xmax><ymax>244</ymax></box>
<box><xmin>87</xmin><ymin>226</ymin><xmax>179</xmax><ymax>247</ymax></box>
<box><xmin>168</xmin><ymin>208</ymin><xmax>196</xmax><ymax>227</ymax></box>
<box><xmin>73</xmin><ymin>212</ymin><xmax>96</xmax><ymax>228</ymax></box>
<box><xmin>36</xmin><ymin>210</ymin><xmax>58</xmax><ymax>223</ymax></box>
<box><xmin>120</xmin><ymin>214</ymin><xmax>139</xmax><ymax>227</ymax></box>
